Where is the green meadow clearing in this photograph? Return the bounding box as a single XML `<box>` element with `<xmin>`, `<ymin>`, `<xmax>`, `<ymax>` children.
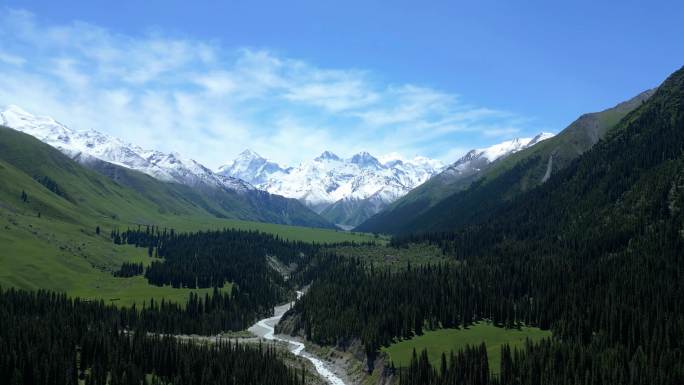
<box><xmin>381</xmin><ymin>322</ymin><xmax>552</xmax><ymax>375</ymax></box>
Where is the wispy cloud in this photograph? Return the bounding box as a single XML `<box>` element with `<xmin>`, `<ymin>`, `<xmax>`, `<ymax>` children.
<box><xmin>0</xmin><ymin>8</ymin><xmax>541</xmax><ymax>167</ymax></box>
<box><xmin>0</xmin><ymin>50</ymin><xmax>25</xmax><ymax>66</ymax></box>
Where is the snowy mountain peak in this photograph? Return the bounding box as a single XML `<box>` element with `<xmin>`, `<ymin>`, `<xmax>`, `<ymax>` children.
<box><xmin>476</xmin><ymin>133</ymin><xmax>554</xmax><ymax>163</ymax></box>
<box><xmin>349</xmin><ymin>151</ymin><xmax>381</xmax><ymax>169</ymax></box>
<box><xmin>219</xmin><ymin>149</ymin><xmax>445</xmax><ymax>225</ymax></box>
<box><xmin>446</xmin><ymin>132</ymin><xmax>555</xmax><ymax>176</ymax></box>
<box><xmin>315</xmin><ymin>151</ymin><xmax>341</xmax><ymax>162</ymax></box>
<box><xmin>0</xmin><ymin>105</ymin><xmax>253</xmax><ymax>192</ymax></box>
<box><xmin>3</xmin><ymin>104</ymin><xmax>33</xmax><ymax>117</ymax></box>
<box><xmin>528</xmin><ymin>132</ymin><xmax>555</xmax><ymax>146</ymax></box>
<box><xmin>237</xmin><ymin>148</ymin><xmax>264</xmax><ymax>160</ymax></box>
<box><xmin>1</xmin><ymin>105</ymin><xmax>73</xmax><ymax>142</ymax></box>
<box><xmin>219</xmin><ymin>149</ymin><xmax>287</xmax><ymax>186</ymax></box>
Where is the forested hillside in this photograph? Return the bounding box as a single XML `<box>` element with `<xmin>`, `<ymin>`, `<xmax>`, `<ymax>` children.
<box><xmin>357</xmin><ymin>89</ymin><xmax>654</xmax><ymax>235</ymax></box>
<box><xmin>285</xmin><ymin>66</ymin><xmax>684</xmax><ymax>385</ymax></box>
<box><xmin>116</xmin><ymin>226</ymin><xmax>380</xmax><ymax>332</ymax></box>
<box><xmin>116</xmin><ymin>226</ymin><xmax>320</xmax><ymax>326</ymax></box>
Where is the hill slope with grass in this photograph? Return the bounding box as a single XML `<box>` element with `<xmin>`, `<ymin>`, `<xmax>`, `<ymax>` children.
<box><xmin>3</xmin><ymin>124</ymin><xmax>337</xmax><ymax>228</ymax></box>
<box><xmin>0</xmin><ymin>126</ymin><xmax>373</xmax><ymax>305</ymax></box>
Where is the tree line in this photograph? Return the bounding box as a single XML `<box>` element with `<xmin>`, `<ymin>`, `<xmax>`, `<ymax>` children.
<box><xmin>0</xmin><ymin>287</ymin><xmax>306</xmax><ymax>385</ymax></box>
<box><xmin>113</xmin><ymin>262</ymin><xmax>144</xmax><ymax>277</ymax></box>
<box><xmin>397</xmin><ymin>345</ymin><xmax>489</xmax><ymax>385</ymax></box>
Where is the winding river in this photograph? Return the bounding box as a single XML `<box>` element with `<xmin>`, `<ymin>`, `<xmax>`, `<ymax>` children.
<box><xmin>248</xmin><ymin>292</ymin><xmax>346</xmax><ymax>385</ymax></box>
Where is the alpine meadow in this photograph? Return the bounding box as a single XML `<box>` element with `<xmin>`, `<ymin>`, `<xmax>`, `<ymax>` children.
<box><xmin>0</xmin><ymin>2</ymin><xmax>682</xmax><ymax>385</ymax></box>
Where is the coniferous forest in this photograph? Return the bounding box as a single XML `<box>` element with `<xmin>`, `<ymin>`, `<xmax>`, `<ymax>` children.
<box><xmin>0</xmin><ymin>287</ymin><xmax>306</xmax><ymax>385</ymax></box>
<box><xmin>282</xmin><ymin>67</ymin><xmax>684</xmax><ymax>384</ymax></box>
<box><xmin>1</xmin><ymin>222</ymin><xmax>382</xmax><ymax>384</ymax></box>
<box><xmin>116</xmin><ymin>226</ymin><xmax>300</xmax><ymax>322</ymax></box>
<box><xmin>113</xmin><ymin>226</ymin><xmax>373</xmax><ymax>332</ymax></box>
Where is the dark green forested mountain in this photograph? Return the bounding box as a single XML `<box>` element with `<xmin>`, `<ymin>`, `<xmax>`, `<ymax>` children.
<box><xmin>287</xmin><ymin>66</ymin><xmax>684</xmax><ymax>385</ymax></box>
<box><xmin>0</xmin><ymin>126</ymin><xmax>333</xmax><ymax>229</ymax></box>
<box><xmin>356</xmin><ymin>88</ymin><xmax>655</xmax><ymax>235</ymax></box>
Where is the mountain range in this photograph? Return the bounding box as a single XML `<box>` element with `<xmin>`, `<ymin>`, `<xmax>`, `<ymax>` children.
<box><xmin>2</xmin><ymin>103</ymin><xmax>560</xmax><ymax>229</ymax></box>
<box><xmin>219</xmin><ymin>134</ymin><xmax>555</xmax><ymax>227</ymax></box>
<box><xmin>218</xmin><ymin>150</ymin><xmax>444</xmax><ymax>228</ymax></box>
<box><xmin>0</xmin><ymin>105</ymin><xmax>253</xmax><ymax>192</ymax></box>
<box><xmin>0</xmin><ymin>105</ymin><xmax>333</xmax><ymax>228</ymax></box>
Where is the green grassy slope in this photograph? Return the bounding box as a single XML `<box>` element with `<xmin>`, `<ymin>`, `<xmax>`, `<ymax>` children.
<box><xmin>381</xmin><ymin>323</ymin><xmax>551</xmax><ymax>375</ymax></box>
<box><xmin>0</xmin><ymin>127</ymin><xmax>374</xmax><ymax>305</ymax></box>
<box><xmin>357</xmin><ymin>89</ymin><xmax>655</xmax><ymax>234</ymax></box>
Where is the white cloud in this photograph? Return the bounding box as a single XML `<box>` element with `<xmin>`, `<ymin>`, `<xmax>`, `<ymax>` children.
<box><xmin>0</xmin><ymin>8</ymin><xmax>540</xmax><ymax>168</ymax></box>
<box><xmin>51</xmin><ymin>57</ymin><xmax>90</xmax><ymax>89</ymax></box>
<box><xmin>285</xmin><ymin>79</ymin><xmax>379</xmax><ymax>112</ymax></box>
<box><xmin>193</xmin><ymin>71</ymin><xmax>238</xmax><ymax>95</ymax></box>
<box><xmin>0</xmin><ymin>51</ymin><xmax>25</xmax><ymax>66</ymax></box>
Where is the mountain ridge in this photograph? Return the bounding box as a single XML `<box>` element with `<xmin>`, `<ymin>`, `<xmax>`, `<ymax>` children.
<box><xmin>356</xmin><ymin>87</ymin><xmax>656</xmax><ymax>234</ymax></box>
<box><xmin>0</xmin><ymin>106</ymin><xmax>334</xmax><ymax>229</ymax></box>
<box><xmin>218</xmin><ymin>134</ymin><xmax>554</xmax><ymax>227</ymax></box>
<box><xmin>0</xmin><ymin>105</ymin><xmax>254</xmax><ymax>192</ymax></box>
<box><xmin>218</xmin><ymin>148</ymin><xmax>446</xmax><ymax>226</ymax></box>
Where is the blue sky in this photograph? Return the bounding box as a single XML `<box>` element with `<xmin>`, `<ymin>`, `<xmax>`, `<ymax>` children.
<box><xmin>0</xmin><ymin>1</ymin><xmax>682</xmax><ymax>167</ymax></box>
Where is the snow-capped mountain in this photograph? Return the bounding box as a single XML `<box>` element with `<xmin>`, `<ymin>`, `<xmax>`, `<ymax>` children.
<box><xmin>1</xmin><ymin>104</ymin><xmax>554</xmax><ymax>229</ymax></box>
<box><xmin>354</xmin><ymin>131</ymin><xmax>556</xmax><ymax>233</ymax></box>
<box><xmin>218</xmin><ymin>150</ymin><xmax>446</xmax><ymax>227</ymax></box>
<box><xmin>443</xmin><ymin>133</ymin><xmax>555</xmax><ymax>177</ymax></box>
<box><xmin>219</xmin><ymin>133</ymin><xmax>554</xmax><ymax>227</ymax></box>
<box><xmin>0</xmin><ymin>105</ymin><xmax>252</xmax><ymax>192</ymax></box>
<box><xmin>221</xmin><ymin>149</ymin><xmax>291</xmax><ymax>187</ymax></box>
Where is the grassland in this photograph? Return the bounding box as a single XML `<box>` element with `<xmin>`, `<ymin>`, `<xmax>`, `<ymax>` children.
<box><xmin>0</xmin><ymin>207</ymin><xmax>240</xmax><ymax>307</ymax></box>
<box><xmin>381</xmin><ymin>322</ymin><xmax>551</xmax><ymax>375</ymax></box>
<box><xmin>0</xmin><ymin>129</ymin><xmax>376</xmax><ymax>307</ymax></box>
<box><xmin>180</xmin><ymin>217</ymin><xmax>380</xmax><ymax>243</ymax></box>
<box><xmin>0</xmin><ymin>199</ymin><xmax>372</xmax><ymax>307</ymax></box>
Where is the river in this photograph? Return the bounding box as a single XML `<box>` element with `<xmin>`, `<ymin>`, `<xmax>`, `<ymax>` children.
<box><xmin>248</xmin><ymin>292</ymin><xmax>347</xmax><ymax>385</ymax></box>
